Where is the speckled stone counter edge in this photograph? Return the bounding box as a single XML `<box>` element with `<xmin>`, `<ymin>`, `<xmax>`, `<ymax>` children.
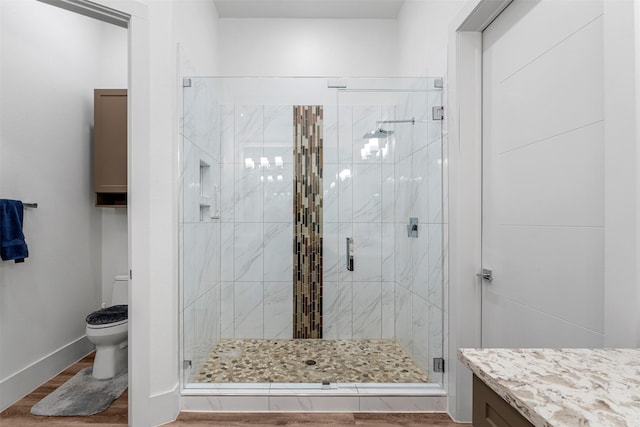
<box><xmin>458</xmin><ymin>348</ymin><xmax>548</xmax><ymax>427</ymax></box>
<box><xmin>458</xmin><ymin>348</ymin><xmax>640</xmax><ymax>427</ymax></box>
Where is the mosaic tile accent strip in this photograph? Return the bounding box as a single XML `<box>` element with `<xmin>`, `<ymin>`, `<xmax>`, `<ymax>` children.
<box><xmin>195</xmin><ymin>338</ymin><xmax>430</xmax><ymax>383</ymax></box>
<box><xmin>293</xmin><ymin>105</ymin><xmax>323</xmax><ymax>339</ymax></box>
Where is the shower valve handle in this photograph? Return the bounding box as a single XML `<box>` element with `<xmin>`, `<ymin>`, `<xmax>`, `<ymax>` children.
<box><xmin>346</xmin><ymin>237</ymin><xmax>354</xmax><ymax>271</ymax></box>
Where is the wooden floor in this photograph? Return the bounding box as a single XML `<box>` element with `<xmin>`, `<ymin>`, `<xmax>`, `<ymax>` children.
<box><xmin>1</xmin><ymin>354</ymin><xmax>469</xmax><ymax>427</ymax></box>
<box><xmin>167</xmin><ymin>413</ymin><xmax>468</xmax><ymax>426</ymax></box>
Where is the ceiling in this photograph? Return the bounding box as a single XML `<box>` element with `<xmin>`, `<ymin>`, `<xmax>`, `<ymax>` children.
<box><xmin>213</xmin><ymin>0</ymin><xmax>406</xmax><ymax>19</ymax></box>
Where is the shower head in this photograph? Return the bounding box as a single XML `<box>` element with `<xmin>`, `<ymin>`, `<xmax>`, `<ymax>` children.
<box><xmin>362</xmin><ymin>117</ymin><xmax>415</xmax><ymax>140</ymax></box>
<box><xmin>363</xmin><ymin>128</ymin><xmax>394</xmax><ymax>139</ymax></box>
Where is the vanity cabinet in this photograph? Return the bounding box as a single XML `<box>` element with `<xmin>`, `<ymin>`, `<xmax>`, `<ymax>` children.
<box><xmin>94</xmin><ymin>89</ymin><xmax>127</xmax><ymax>207</ymax></box>
<box><xmin>473</xmin><ymin>375</ymin><xmax>534</xmax><ymax>427</ymax></box>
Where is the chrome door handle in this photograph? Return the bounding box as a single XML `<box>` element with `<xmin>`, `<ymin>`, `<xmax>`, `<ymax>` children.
<box><xmin>477</xmin><ymin>268</ymin><xmax>493</xmax><ymax>282</ymax></box>
<box><xmin>346</xmin><ymin>237</ymin><xmax>354</xmax><ymax>271</ymax></box>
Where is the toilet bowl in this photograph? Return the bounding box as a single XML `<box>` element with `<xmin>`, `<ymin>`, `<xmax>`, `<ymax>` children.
<box><xmin>86</xmin><ymin>275</ymin><xmax>128</xmax><ymax>379</ymax></box>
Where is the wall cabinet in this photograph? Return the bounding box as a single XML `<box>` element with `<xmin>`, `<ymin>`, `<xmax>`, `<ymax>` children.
<box><xmin>473</xmin><ymin>375</ymin><xmax>534</xmax><ymax>427</ymax></box>
<box><xmin>94</xmin><ymin>89</ymin><xmax>127</xmax><ymax>207</ymax></box>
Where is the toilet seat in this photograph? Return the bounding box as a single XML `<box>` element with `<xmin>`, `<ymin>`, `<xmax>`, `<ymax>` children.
<box><xmin>86</xmin><ymin>305</ymin><xmax>128</xmax><ymax>326</ymax></box>
<box><xmin>86</xmin><ymin>319</ymin><xmax>127</xmax><ymax>330</ymax></box>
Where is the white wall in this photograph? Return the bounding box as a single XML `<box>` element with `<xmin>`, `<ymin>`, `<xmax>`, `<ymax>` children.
<box><xmin>101</xmin><ymin>209</ymin><xmax>128</xmax><ymax>305</ymax></box>
<box><xmin>98</xmin><ymin>23</ymin><xmax>129</xmax><ymax>88</ymax></box>
<box><xmin>0</xmin><ymin>0</ymin><xmax>126</xmax><ymax>410</ymax></box>
<box><xmin>216</xmin><ymin>3</ymin><xmax>469</xmax><ymax>79</ymax></box>
<box><xmin>174</xmin><ymin>0</ymin><xmax>220</xmax><ymax>75</ymax></box>
<box><xmin>217</xmin><ymin>18</ymin><xmax>398</xmax><ymax>77</ymax></box>
<box><xmin>396</xmin><ymin>0</ymin><xmax>466</xmax><ymax>77</ymax></box>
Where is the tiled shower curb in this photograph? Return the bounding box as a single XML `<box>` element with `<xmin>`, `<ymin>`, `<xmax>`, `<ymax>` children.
<box><xmin>180</xmin><ymin>383</ymin><xmax>446</xmax><ymax>412</ymax></box>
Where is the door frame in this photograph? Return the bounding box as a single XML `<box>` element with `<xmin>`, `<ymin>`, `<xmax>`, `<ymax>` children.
<box><xmin>33</xmin><ymin>0</ymin><xmax>161</xmax><ymax>425</ymax></box>
<box><xmin>447</xmin><ymin>0</ymin><xmax>639</xmax><ymax>423</ymax></box>
<box><xmin>446</xmin><ymin>1</ymin><xmax>511</xmax><ymax>421</ymax></box>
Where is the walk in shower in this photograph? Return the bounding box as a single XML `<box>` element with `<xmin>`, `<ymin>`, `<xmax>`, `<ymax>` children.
<box><xmin>179</xmin><ymin>77</ymin><xmax>446</xmax><ymax>401</ymax></box>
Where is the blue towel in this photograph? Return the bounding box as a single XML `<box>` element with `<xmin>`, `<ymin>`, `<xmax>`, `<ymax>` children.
<box><xmin>0</xmin><ymin>199</ymin><xmax>29</xmax><ymax>263</ymax></box>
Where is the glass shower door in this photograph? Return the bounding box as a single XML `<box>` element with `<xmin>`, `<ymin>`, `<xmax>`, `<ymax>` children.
<box><xmin>179</xmin><ymin>77</ymin><xmax>445</xmax><ymax>388</ymax></box>
<box><xmin>326</xmin><ymin>78</ymin><xmax>445</xmax><ymax>385</ymax></box>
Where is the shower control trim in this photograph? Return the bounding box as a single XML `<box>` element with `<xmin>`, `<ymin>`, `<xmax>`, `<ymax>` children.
<box><xmin>346</xmin><ymin>237</ymin><xmax>354</xmax><ymax>271</ymax></box>
<box><xmin>407</xmin><ymin>218</ymin><xmax>419</xmax><ymax>238</ymax></box>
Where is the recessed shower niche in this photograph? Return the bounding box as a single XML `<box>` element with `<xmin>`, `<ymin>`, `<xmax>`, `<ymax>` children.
<box><xmin>180</xmin><ymin>77</ymin><xmax>446</xmax><ymax>410</ymax></box>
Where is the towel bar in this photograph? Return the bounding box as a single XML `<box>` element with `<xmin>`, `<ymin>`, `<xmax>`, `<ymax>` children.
<box><xmin>23</xmin><ymin>203</ymin><xmax>38</xmax><ymax>208</ymax></box>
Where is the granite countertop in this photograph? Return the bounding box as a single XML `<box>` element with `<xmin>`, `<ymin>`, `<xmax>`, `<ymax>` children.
<box><xmin>458</xmin><ymin>348</ymin><xmax>640</xmax><ymax>427</ymax></box>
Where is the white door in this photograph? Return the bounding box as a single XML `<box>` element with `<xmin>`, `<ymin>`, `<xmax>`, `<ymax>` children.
<box><xmin>481</xmin><ymin>0</ymin><xmax>606</xmax><ymax>348</ymax></box>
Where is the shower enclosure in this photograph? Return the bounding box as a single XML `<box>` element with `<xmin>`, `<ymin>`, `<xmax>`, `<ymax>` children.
<box><xmin>180</xmin><ymin>77</ymin><xmax>445</xmax><ymax>396</ymax></box>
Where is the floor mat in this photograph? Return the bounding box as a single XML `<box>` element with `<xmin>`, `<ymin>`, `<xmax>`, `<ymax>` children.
<box><xmin>31</xmin><ymin>367</ymin><xmax>127</xmax><ymax>416</ymax></box>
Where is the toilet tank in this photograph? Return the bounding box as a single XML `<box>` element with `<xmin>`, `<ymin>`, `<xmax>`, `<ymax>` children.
<box><xmin>111</xmin><ymin>275</ymin><xmax>129</xmax><ymax>305</ymax></box>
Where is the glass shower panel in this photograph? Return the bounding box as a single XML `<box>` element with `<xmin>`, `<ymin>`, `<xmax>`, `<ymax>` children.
<box><xmin>335</xmin><ymin>81</ymin><xmax>444</xmax><ymax>386</ymax></box>
<box><xmin>180</xmin><ymin>77</ymin><xmax>224</xmax><ymax>385</ymax></box>
<box><xmin>180</xmin><ymin>77</ymin><xmax>444</xmax><ymax>388</ymax></box>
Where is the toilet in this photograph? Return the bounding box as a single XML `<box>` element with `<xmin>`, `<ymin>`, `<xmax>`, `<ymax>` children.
<box><xmin>85</xmin><ymin>275</ymin><xmax>128</xmax><ymax>379</ymax></box>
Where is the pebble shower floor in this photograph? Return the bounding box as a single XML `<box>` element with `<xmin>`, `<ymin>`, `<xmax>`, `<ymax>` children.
<box><xmin>194</xmin><ymin>338</ymin><xmax>429</xmax><ymax>384</ymax></box>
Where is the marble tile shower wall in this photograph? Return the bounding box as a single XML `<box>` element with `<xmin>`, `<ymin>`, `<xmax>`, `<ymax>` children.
<box><xmin>219</xmin><ymin>96</ymin><xmax>443</xmax><ymax>366</ymax></box>
<box><xmin>219</xmin><ymin>104</ymin><xmax>295</xmax><ymax>339</ymax></box>
<box><xmin>182</xmin><ymin>78</ymin><xmax>223</xmax><ymax>381</ymax></box>
<box><xmin>322</xmin><ymin>104</ymin><xmax>397</xmax><ymax>342</ymax></box>
<box><xmin>220</xmin><ymin>103</ymin><xmax>409</xmax><ymax>343</ymax></box>
<box><xmin>392</xmin><ymin>90</ymin><xmax>445</xmax><ymax>380</ymax></box>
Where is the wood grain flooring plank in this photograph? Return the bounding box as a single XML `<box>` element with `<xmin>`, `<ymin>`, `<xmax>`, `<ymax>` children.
<box><xmin>354</xmin><ymin>412</ymin><xmax>465</xmax><ymax>426</ymax></box>
<box><xmin>168</xmin><ymin>412</ymin><xmax>357</xmax><ymax>426</ymax></box>
<box><xmin>168</xmin><ymin>413</ymin><xmax>469</xmax><ymax>426</ymax></box>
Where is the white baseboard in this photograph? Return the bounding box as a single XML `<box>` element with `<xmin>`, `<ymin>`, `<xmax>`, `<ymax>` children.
<box><xmin>0</xmin><ymin>335</ymin><xmax>94</xmax><ymax>411</ymax></box>
<box><xmin>147</xmin><ymin>384</ymin><xmax>180</xmax><ymax>426</ymax></box>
